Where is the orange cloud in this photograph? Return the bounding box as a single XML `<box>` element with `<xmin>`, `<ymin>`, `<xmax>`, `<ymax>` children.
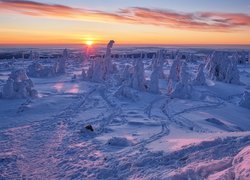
<box><xmin>0</xmin><ymin>0</ymin><xmax>250</xmax><ymax>32</ymax></box>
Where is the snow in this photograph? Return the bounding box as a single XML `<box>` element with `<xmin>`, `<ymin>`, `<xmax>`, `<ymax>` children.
<box><xmin>0</xmin><ymin>44</ymin><xmax>250</xmax><ymax>179</ymax></box>
<box><xmin>239</xmin><ymin>91</ymin><xmax>250</xmax><ymax>109</ymax></box>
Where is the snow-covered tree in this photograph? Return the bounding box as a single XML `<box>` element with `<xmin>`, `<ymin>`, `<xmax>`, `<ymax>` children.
<box><xmin>168</xmin><ymin>56</ymin><xmax>182</xmax><ymax>83</ymax></box>
<box><xmin>56</xmin><ymin>49</ymin><xmax>68</xmax><ymax>74</ymax></box>
<box><xmin>2</xmin><ymin>78</ymin><xmax>14</xmax><ymax>99</ymax></box>
<box><xmin>87</xmin><ymin>61</ymin><xmax>94</xmax><ymax>80</ymax></box>
<box><xmin>131</xmin><ymin>59</ymin><xmax>146</xmax><ymax>91</ymax></box>
<box><xmin>206</xmin><ymin>51</ymin><xmax>241</xmax><ymax>84</ymax></box>
<box><xmin>1</xmin><ymin>69</ymin><xmax>38</xmax><ymax>99</ymax></box>
<box><xmin>119</xmin><ymin>64</ymin><xmax>132</xmax><ymax>86</ymax></box>
<box><xmin>86</xmin><ymin>40</ymin><xmax>116</xmax><ymax>82</ymax></box>
<box><xmin>149</xmin><ymin>66</ymin><xmax>160</xmax><ymax>94</ymax></box>
<box><xmin>81</xmin><ymin>69</ymin><xmax>87</xmax><ymax>80</ymax></box>
<box><xmin>193</xmin><ymin>64</ymin><xmax>206</xmax><ymax>86</ymax></box>
<box><xmin>155</xmin><ymin>50</ymin><xmax>166</xmax><ymax>78</ymax></box>
<box><xmin>169</xmin><ymin>62</ymin><xmax>193</xmax><ymax>99</ymax></box>
<box><xmin>91</xmin><ymin>58</ymin><xmax>105</xmax><ymax>82</ymax></box>
<box><xmin>104</xmin><ymin>40</ymin><xmax>115</xmax><ymax>75</ymax></box>
<box><xmin>186</xmin><ymin>53</ymin><xmax>197</xmax><ymax>63</ymax></box>
<box><xmin>239</xmin><ymin>91</ymin><xmax>250</xmax><ymax>109</ymax></box>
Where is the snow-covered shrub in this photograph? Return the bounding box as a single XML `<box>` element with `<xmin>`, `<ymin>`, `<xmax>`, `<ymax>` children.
<box><xmin>1</xmin><ymin>69</ymin><xmax>38</xmax><ymax>99</ymax></box>
<box><xmin>114</xmin><ymin>84</ymin><xmax>138</xmax><ymax>101</ymax></box>
<box><xmin>239</xmin><ymin>91</ymin><xmax>250</xmax><ymax>109</ymax></box>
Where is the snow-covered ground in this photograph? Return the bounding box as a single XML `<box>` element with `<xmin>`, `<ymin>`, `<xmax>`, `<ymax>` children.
<box><xmin>0</xmin><ymin>46</ymin><xmax>250</xmax><ymax>179</ymax></box>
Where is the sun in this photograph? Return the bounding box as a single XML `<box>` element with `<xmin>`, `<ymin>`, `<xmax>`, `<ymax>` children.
<box><xmin>85</xmin><ymin>40</ymin><xmax>93</xmax><ymax>46</ymax></box>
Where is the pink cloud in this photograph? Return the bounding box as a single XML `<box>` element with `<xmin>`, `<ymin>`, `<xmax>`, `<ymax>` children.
<box><xmin>0</xmin><ymin>0</ymin><xmax>250</xmax><ymax>32</ymax></box>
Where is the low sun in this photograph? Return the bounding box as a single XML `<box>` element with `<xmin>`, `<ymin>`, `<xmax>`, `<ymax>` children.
<box><xmin>85</xmin><ymin>40</ymin><xmax>93</xmax><ymax>46</ymax></box>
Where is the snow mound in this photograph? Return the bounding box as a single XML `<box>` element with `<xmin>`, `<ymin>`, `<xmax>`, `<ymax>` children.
<box><xmin>114</xmin><ymin>85</ymin><xmax>138</xmax><ymax>101</ymax></box>
<box><xmin>27</xmin><ymin>49</ymin><xmax>66</xmax><ymax>77</ymax></box>
<box><xmin>232</xmin><ymin>145</ymin><xmax>250</xmax><ymax>179</ymax></box>
<box><xmin>106</xmin><ymin>137</ymin><xmax>131</xmax><ymax>147</ymax></box>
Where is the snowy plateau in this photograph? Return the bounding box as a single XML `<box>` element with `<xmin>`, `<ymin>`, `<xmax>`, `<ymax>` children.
<box><xmin>0</xmin><ymin>42</ymin><xmax>250</xmax><ymax>179</ymax></box>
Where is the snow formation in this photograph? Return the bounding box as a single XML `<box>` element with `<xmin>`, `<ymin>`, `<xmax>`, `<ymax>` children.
<box><xmin>27</xmin><ymin>49</ymin><xmax>67</xmax><ymax>77</ymax></box>
<box><xmin>1</xmin><ymin>69</ymin><xmax>38</xmax><ymax>99</ymax></box>
<box><xmin>86</xmin><ymin>40</ymin><xmax>116</xmax><ymax>82</ymax></box>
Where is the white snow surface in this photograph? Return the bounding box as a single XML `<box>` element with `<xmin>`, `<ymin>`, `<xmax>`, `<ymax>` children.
<box><xmin>1</xmin><ymin>46</ymin><xmax>250</xmax><ymax>179</ymax></box>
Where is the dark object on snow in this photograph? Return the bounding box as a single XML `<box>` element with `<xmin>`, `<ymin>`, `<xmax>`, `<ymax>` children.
<box><xmin>85</xmin><ymin>124</ymin><xmax>94</xmax><ymax>131</ymax></box>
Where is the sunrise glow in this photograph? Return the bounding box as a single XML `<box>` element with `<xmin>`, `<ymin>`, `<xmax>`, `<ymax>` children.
<box><xmin>85</xmin><ymin>40</ymin><xmax>93</xmax><ymax>46</ymax></box>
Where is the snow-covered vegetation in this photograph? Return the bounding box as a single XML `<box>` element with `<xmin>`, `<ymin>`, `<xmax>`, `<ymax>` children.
<box><xmin>0</xmin><ymin>42</ymin><xmax>250</xmax><ymax>179</ymax></box>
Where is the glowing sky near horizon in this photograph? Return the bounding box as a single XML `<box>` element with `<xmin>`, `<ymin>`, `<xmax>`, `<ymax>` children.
<box><xmin>0</xmin><ymin>0</ymin><xmax>250</xmax><ymax>45</ymax></box>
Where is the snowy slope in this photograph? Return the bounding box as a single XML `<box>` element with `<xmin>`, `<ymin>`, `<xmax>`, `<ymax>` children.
<box><xmin>0</xmin><ymin>47</ymin><xmax>250</xmax><ymax>179</ymax></box>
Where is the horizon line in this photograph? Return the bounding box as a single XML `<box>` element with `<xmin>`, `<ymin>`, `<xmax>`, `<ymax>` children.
<box><xmin>1</xmin><ymin>43</ymin><xmax>250</xmax><ymax>46</ymax></box>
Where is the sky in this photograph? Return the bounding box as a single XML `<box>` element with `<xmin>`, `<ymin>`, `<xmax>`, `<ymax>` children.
<box><xmin>0</xmin><ymin>0</ymin><xmax>250</xmax><ymax>45</ymax></box>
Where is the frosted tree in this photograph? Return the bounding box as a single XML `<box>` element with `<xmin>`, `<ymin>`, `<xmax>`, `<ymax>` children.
<box><xmin>131</xmin><ymin>59</ymin><xmax>146</xmax><ymax>91</ymax></box>
<box><xmin>186</xmin><ymin>53</ymin><xmax>196</xmax><ymax>63</ymax></box>
<box><xmin>2</xmin><ymin>78</ymin><xmax>14</xmax><ymax>99</ymax></box>
<box><xmin>91</xmin><ymin>58</ymin><xmax>105</xmax><ymax>82</ymax></box>
<box><xmin>87</xmin><ymin>61</ymin><xmax>94</xmax><ymax>80</ymax></box>
<box><xmin>57</xmin><ymin>49</ymin><xmax>68</xmax><ymax>74</ymax></box>
<box><xmin>119</xmin><ymin>65</ymin><xmax>132</xmax><ymax>86</ymax></box>
<box><xmin>104</xmin><ymin>40</ymin><xmax>115</xmax><ymax>75</ymax></box>
<box><xmin>169</xmin><ymin>62</ymin><xmax>193</xmax><ymax>99</ymax></box>
<box><xmin>239</xmin><ymin>91</ymin><xmax>250</xmax><ymax>109</ymax></box>
<box><xmin>81</xmin><ymin>69</ymin><xmax>87</xmax><ymax>80</ymax></box>
<box><xmin>149</xmin><ymin>67</ymin><xmax>160</xmax><ymax>94</ymax></box>
<box><xmin>193</xmin><ymin>64</ymin><xmax>206</xmax><ymax>86</ymax></box>
<box><xmin>237</xmin><ymin>51</ymin><xmax>247</xmax><ymax>64</ymax></box>
<box><xmin>225</xmin><ymin>55</ymin><xmax>241</xmax><ymax>84</ymax></box>
<box><xmin>206</xmin><ymin>51</ymin><xmax>241</xmax><ymax>84</ymax></box>
<box><xmin>86</xmin><ymin>40</ymin><xmax>116</xmax><ymax>82</ymax></box>
<box><xmin>1</xmin><ymin>69</ymin><xmax>38</xmax><ymax>99</ymax></box>
<box><xmin>156</xmin><ymin>50</ymin><xmax>165</xmax><ymax>78</ymax></box>
<box><xmin>168</xmin><ymin>56</ymin><xmax>182</xmax><ymax>83</ymax></box>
